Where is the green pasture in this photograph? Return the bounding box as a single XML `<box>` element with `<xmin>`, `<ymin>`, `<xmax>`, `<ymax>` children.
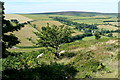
<box><xmin>82</xmin><ymin>36</ymin><xmax>110</xmax><ymax>41</ymax></box>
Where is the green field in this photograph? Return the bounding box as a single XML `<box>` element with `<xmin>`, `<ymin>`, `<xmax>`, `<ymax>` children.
<box><xmin>82</xmin><ymin>36</ymin><xmax>110</xmax><ymax>41</ymax></box>
<box><xmin>21</xmin><ymin>14</ymin><xmax>53</xmax><ymax>21</ymax></box>
<box><xmin>21</xmin><ymin>14</ymin><xmax>117</xmax><ymax>25</ymax></box>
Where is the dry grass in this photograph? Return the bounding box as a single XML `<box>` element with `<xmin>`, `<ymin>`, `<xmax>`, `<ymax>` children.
<box><xmin>72</xmin><ymin>30</ymin><xmax>83</xmax><ymax>36</ymax></box>
<box><xmin>109</xmin><ymin>22</ymin><xmax>119</xmax><ymax>26</ymax></box>
<box><xmin>112</xmin><ymin>33</ymin><xmax>119</xmax><ymax>38</ymax></box>
<box><xmin>97</xmin><ymin>25</ymin><xmax>118</xmax><ymax>30</ymax></box>
<box><xmin>31</xmin><ymin>21</ymin><xmax>63</xmax><ymax>30</ymax></box>
<box><xmin>5</xmin><ymin>14</ymin><xmax>33</xmax><ymax>23</ymax></box>
<box><xmin>7</xmin><ymin>47</ymin><xmax>42</xmax><ymax>52</ymax></box>
<box><xmin>7</xmin><ymin>25</ymin><xmax>38</xmax><ymax>47</ymax></box>
<box><xmin>5</xmin><ymin>14</ymin><xmax>38</xmax><ymax>46</ymax></box>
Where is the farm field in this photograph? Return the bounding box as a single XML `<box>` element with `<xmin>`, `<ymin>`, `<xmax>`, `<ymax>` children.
<box><xmin>20</xmin><ymin>14</ymin><xmax>53</xmax><ymax>21</ymax></box>
<box><xmin>21</xmin><ymin>14</ymin><xmax>117</xmax><ymax>25</ymax></box>
<box><xmin>109</xmin><ymin>22</ymin><xmax>119</xmax><ymax>26</ymax></box>
<box><xmin>82</xmin><ymin>36</ymin><xmax>110</xmax><ymax>41</ymax></box>
<box><xmin>31</xmin><ymin>20</ymin><xmax>63</xmax><ymax>31</ymax></box>
<box><xmin>97</xmin><ymin>25</ymin><xmax>118</xmax><ymax>30</ymax></box>
<box><xmin>72</xmin><ymin>18</ymin><xmax>117</xmax><ymax>25</ymax></box>
<box><xmin>112</xmin><ymin>32</ymin><xmax>119</xmax><ymax>38</ymax></box>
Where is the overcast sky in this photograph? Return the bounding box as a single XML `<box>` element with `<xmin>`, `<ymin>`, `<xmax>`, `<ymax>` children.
<box><xmin>1</xmin><ymin>0</ymin><xmax>119</xmax><ymax>13</ymax></box>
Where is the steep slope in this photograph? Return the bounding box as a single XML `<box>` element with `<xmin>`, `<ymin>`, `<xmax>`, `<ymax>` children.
<box><xmin>5</xmin><ymin>14</ymin><xmax>38</xmax><ymax>47</ymax></box>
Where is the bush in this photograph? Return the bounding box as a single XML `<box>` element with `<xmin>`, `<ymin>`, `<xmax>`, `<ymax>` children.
<box><xmin>72</xmin><ymin>51</ymin><xmax>107</xmax><ymax>78</ymax></box>
<box><xmin>60</xmin><ymin>52</ymin><xmax>76</xmax><ymax>58</ymax></box>
<box><xmin>2</xmin><ymin>62</ymin><xmax>78</xmax><ymax>80</ymax></box>
<box><xmin>94</xmin><ymin>32</ymin><xmax>101</xmax><ymax>40</ymax></box>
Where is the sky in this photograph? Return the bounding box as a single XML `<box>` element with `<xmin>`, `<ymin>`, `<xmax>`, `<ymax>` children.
<box><xmin>1</xmin><ymin>0</ymin><xmax>119</xmax><ymax>13</ymax></box>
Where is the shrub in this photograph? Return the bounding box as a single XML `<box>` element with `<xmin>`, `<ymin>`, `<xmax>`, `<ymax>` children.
<box><xmin>60</xmin><ymin>52</ymin><xmax>76</xmax><ymax>58</ymax></box>
<box><xmin>2</xmin><ymin>62</ymin><xmax>78</xmax><ymax>80</ymax></box>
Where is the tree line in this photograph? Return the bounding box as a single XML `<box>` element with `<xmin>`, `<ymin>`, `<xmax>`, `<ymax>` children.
<box><xmin>49</xmin><ymin>16</ymin><xmax>98</xmax><ymax>31</ymax></box>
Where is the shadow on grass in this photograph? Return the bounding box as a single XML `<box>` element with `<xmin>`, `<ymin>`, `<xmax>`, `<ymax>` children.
<box><xmin>2</xmin><ymin>62</ymin><xmax>78</xmax><ymax>80</ymax></box>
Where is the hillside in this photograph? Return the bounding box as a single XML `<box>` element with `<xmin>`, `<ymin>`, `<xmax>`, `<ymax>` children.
<box><xmin>29</xmin><ymin>11</ymin><xmax>117</xmax><ymax>17</ymax></box>
<box><xmin>5</xmin><ymin>14</ymin><xmax>38</xmax><ymax>47</ymax></box>
<box><xmin>3</xmin><ymin>11</ymin><xmax>119</xmax><ymax>79</ymax></box>
<box><xmin>5</xmin><ymin>14</ymin><xmax>33</xmax><ymax>23</ymax></box>
<box><xmin>3</xmin><ymin>37</ymin><xmax>119</xmax><ymax>79</ymax></box>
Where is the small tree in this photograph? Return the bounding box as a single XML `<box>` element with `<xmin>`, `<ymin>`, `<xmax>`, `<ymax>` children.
<box><xmin>30</xmin><ymin>24</ymin><xmax>73</xmax><ymax>58</ymax></box>
<box><xmin>94</xmin><ymin>32</ymin><xmax>101</xmax><ymax>40</ymax></box>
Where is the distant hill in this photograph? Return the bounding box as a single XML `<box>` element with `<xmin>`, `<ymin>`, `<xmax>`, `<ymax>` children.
<box><xmin>30</xmin><ymin>11</ymin><xmax>117</xmax><ymax>17</ymax></box>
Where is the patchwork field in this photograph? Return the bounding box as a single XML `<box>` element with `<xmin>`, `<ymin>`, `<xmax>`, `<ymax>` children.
<box><xmin>5</xmin><ymin>13</ymin><xmax>119</xmax><ymax>48</ymax></box>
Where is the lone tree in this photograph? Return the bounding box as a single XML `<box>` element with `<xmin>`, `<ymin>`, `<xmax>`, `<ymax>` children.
<box><xmin>29</xmin><ymin>24</ymin><xmax>73</xmax><ymax>58</ymax></box>
<box><xmin>94</xmin><ymin>32</ymin><xmax>101</xmax><ymax>40</ymax></box>
<box><xmin>2</xmin><ymin>2</ymin><xmax>25</xmax><ymax>57</ymax></box>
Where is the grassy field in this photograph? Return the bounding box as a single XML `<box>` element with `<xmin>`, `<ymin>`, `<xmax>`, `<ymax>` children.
<box><xmin>13</xmin><ymin>25</ymin><xmax>38</xmax><ymax>46</ymax></box>
<box><xmin>7</xmin><ymin>47</ymin><xmax>43</xmax><ymax>52</ymax></box>
<box><xmin>72</xmin><ymin>30</ymin><xmax>83</xmax><ymax>36</ymax></box>
<box><xmin>112</xmin><ymin>33</ymin><xmax>119</xmax><ymax>38</ymax></box>
<box><xmin>97</xmin><ymin>25</ymin><xmax>118</xmax><ymax>30</ymax></box>
<box><xmin>21</xmin><ymin>14</ymin><xmax>53</xmax><ymax>21</ymax></box>
<box><xmin>31</xmin><ymin>20</ymin><xmax>63</xmax><ymax>31</ymax></box>
<box><xmin>73</xmin><ymin>19</ymin><xmax>104</xmax><ymax>24</ymax></box>
<box><xmin>109</xmin><ymin>22</ymin><xmax>119</xmax><ymax>26</ymax></box>
<box><xmin>82</xmin><ymin>36</ymin><xmax>110</xmax><ymax>41</ymax></box>
<box><xmin>21</xmin><ymin>14</ymin><xmax>117</xmax><ymax>25</ymax></box>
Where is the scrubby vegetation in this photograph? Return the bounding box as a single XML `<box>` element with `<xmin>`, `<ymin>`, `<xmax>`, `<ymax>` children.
<box><xmin>2</xmin><ymin>38</ymin><xmax>119</xmax><ymax>79</ymax></box>
<box><xmin>2</xmin><ymin>3</ymin><xmax>119</xmax><ymax>80</ymax></box>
